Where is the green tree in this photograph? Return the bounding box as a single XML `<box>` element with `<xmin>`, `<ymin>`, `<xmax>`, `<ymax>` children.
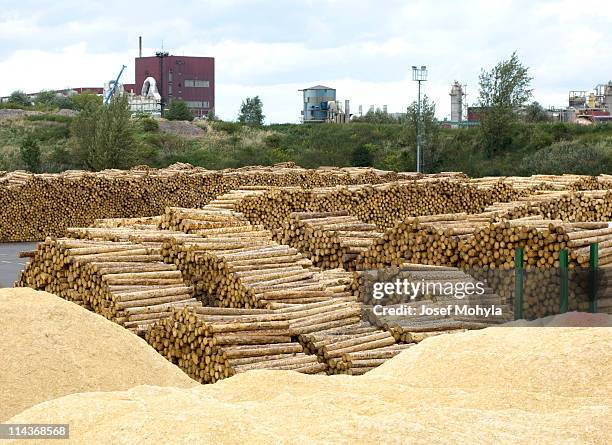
<box><xmin>165</xmin><ymin>100</ymin><xmax>194</xmax><ymax>121</ymax></box>
<box><xmin>72</xmin><ymin>93</ymin><xmax>103</xmax><ymax>111</ymax></box>
<box><xmin>53</xmin><ymin>95</ymin><xmax>75</xmax><ymax>110</ymax></box>
<box><xmin>8</xmin><ymin>90</ymin><xmax>31</xmax><ymax>107</ymax></box>
<box><xmin>238</xmin><ymin>96</ymin><xmax>264</xmax><ymax>126</ymax></box>
<box><xmin>405</xmin><ymin>95</ymin><xmax>440</xmax><ymax>171</ymax></box>
<box><xmin>206</xmin><ymin>108</ymin><xmax>218</xmax><ymax>121</ymax></box>
<box><xmin>35</xmin><ymin>90</ymin><xmax>58</xmax><ymax>108</ymax></box>
<box><xmin>351</xmin><ymin>144</ymin><xmax>374</xmax><ymax>167</ymax></box>
<box><xmin>70</xmin><ymin>95</ymin><xmax>137</xmax><ymax>170</ymax></box>
<box><xmin>523</xmin><ymin>101</ymin><xmax>550</xmax><ymax>123</ymax></box>
<box><xmin>478</xmin><ymin>51</ymin><xmax>533</xmax><ymax>156</ymax></box>
<box><xmin>20</xmin><ymin>133</ymin><xmax>42</xmax><ymax>173</ymax></box>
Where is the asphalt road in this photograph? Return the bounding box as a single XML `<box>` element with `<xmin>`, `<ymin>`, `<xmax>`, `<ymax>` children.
<box><xmin>0</xmin><ymin>242</ymin><xmax>37</xmax><ymax>287</ymax></box>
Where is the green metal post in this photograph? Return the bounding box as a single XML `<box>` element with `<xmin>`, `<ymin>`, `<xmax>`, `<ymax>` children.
<box><xmin>589</xmin><ymin>243</ymin><xmax>598</xmax><ymax>313</ymax></box>
<box><xmin>514</xmin><ymin>248</ymin><xmax>524</xmax><ymax>320</ymax></box>
<box><xmin>559</xmin><ymin>249</ymin><xmax>569</xmax><ymax>314</ymax></box>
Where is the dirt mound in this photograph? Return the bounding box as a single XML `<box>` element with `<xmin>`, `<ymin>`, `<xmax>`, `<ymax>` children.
<box><xmin>158</xmin><ymin>119</ymin><xmax>205</xmax><ymax>138</ymax></box>
<box><xmin>7</xmin><ymin>313</ymin><xmax>611</xmax><ymax>444</ymax></box>
<box><xmin>0</xmin><ymin>288</ymin><xmax>196</xmax><ymax>421</ymax></box>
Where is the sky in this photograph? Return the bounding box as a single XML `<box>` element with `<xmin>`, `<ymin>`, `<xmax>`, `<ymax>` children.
<box><xmin>0</xmin><ymin>0</ymin><xmax>611</xmax><ymax>123</ymax></box>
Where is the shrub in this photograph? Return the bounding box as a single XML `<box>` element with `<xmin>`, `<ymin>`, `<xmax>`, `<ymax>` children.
<box><xmin>212</xmin><ymin>121</ymin><xmax>242</xmax><ymax>134</ymax></box>
<box><xmin>20</xmin><ymin>133</ymin><xmax>41</xmax><ymax>173</ymax></box>
<box><xmin>72</xmin><ymin>93</ymin><xmax>102</xmax><ymax>111</ymax></box>
<box><xmin>351</xmin><ymin>144</ymin><xmax>374</xmax><ymax>167</ymax></box>
<box><xmin>135</xmin><ymin>115</ymin><xmax>159</xmax><ymax>132</ymax></box>
<box><xmin>8</xmin><ymin>90</ymin><xmax>32</xmax><ymax>107</ymax></box>
<box><xmin>165</xmin><ymin>100</ymin><xmax>194</xmax><ymax>121</ymax></box>
<box><xmin>520</xmin><ymin>140</ymin><xmax>612</xmax><ymax>175</ymax></box>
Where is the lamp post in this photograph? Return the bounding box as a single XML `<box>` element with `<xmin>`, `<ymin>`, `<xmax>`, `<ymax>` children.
<box><xmin>412</xmin><ymin>65</ymin><xmax>427</xmax><ymax>173</ymax></box>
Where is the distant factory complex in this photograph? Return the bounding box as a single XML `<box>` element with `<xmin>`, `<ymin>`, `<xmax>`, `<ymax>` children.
<box><xmin>0</xmin><ymin>38</ymin><xmax>610</xmax><ymax>126</ymax></box>
<box><xmin>1</xmin><ymin>37</ymin><xmax>215</xmax><ymax>118</ymax></box>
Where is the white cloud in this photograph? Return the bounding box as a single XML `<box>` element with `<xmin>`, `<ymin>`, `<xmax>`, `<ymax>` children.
<box><xmin>0</xmin><ymin>44</ymin><xmax>135</xmax><ymax>93</ymax></box>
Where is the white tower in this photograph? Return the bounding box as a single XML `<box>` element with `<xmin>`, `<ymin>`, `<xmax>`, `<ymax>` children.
<box><xmin>450</xmin><ymin>81</ymin><xmax>463</xmax><ymax>122</ymax></box>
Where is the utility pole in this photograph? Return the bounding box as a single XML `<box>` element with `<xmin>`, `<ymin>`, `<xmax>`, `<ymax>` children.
<box><xmin>412</xmin><ymin>65</ymin><xmax>428</xmax><ymax>173</ymax></box>
<box><xmin>156</xmin><ymin>51</ymin><xmax>169</xmax><ymax>116</ymax></box>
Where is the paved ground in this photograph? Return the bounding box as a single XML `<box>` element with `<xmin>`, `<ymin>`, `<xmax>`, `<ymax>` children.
<box><xmin>0</xmin><ymin>243</ymin><xmax>37</xmax><ymax>287</ymax></box>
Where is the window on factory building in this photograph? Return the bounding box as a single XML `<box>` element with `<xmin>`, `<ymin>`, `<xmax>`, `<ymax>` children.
<box><xmin>184</xmin><ymin>80</ymin><xmax>210</xmax><ymax>88</ymax></box>
<box><xmin>168</xmin><ymin>84</ymin><xmax>173</xmax><ymax>95</ymax></box>
<box><xmin>186</xmin><ymin>101</ymin><xmax>210</xmax><ymax>108</ymax></box>
<box><xmin>168</xmin><ymin>70</ymin><xmax>173</xmax><ymax>82</ymax></box>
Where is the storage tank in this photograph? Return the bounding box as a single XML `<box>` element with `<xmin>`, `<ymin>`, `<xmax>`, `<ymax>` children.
<box><xmin>300</xmin><ymin>85</ymin><xmax>336</xmax><ymax>122</ymax></box>
<box><xmin>450</xmin><ymin>81</ymin><xmax>463</xmax><ymax>122</ymax></box>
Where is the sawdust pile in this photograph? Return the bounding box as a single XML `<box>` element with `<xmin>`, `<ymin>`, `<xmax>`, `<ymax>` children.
<box><xmin>7</xmin><ymin>312</ymin><xmax>611</xmax><ymax>444</ymax></box>
<box><xmin>0</xmin><ymin>288</ymin><xmax>196</xmax><ymax>421</ymax></box>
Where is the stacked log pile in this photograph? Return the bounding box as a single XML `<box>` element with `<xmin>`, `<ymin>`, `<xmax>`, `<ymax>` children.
<box><xmin>158</xmin><ymin>206</ymin><xmax>250</xmax><ymax>233</ymax></box>
<box><xmin>92</xmin><ymin>216</ymin><xmax>162</xmax><ymax>229</ymax></box>
<box><xmin>354</xmin><ymin>264</ymin><xmax>510</xmax><ymax>342</ymax></box>
<box><xmin>355</xmin><ymin>215</ymin><xmax>612</xmax><ymax>320</ymax></box>
<box><xmin>0</xmin><ymin>164</ymin><xmax>402</xmax><ymax>241</ymax></box>
<box><xmin>462</xmin><ymin>220</ymin><xmax>612</xmax><ymax>318</ymax></box>
<box><xmin>233</xmin><ymin>180</ymin><xmax>525</xmax><ymax>231</ymax></box>
<box><xmin>296</xmin><ymin>322</ymin><xmax>404</xmax><ymax>375</ymax></box>
<box><xmin>276</xmin><ymin>211</ymin><xmax>383</xmax><ymax>270</ymax></box>
<box><xmin>144</xmin><ymin>306</ymin><xmax>324</xmax><ymax>383</ymax></box>
<box><xmin>3</xmin><ymin>167</ymin><xmax>610</xmax><ymax>242</ymax></box>
<box><xmin>484</xmin><ymin>190</ymin><xmax>612</xmax><ymax>222</ymax></box>
<box><xmin>357</xmin><ymin>213</ymin><xmax>491</xmax><ymax>269</ymax></box>
<box><xmin>339</xmin><ymin>344</ymin><xmax>414</xmax><ymax>375</ymax></box>
<box><xmin>471</xmin><ymin>174</ymin><xmax>612</xmax><ymax>192</ymax></box>
<box><xmin>16</xmin><ymin>237</ymin><xmax>197</xmax><ymax>333</ymax></box>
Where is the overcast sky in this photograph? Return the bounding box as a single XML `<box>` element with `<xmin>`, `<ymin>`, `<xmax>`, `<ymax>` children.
<box><xmin>1</xmin><ymin>0</ymin><xmax>610</xmax><ymax>123</ymax></box>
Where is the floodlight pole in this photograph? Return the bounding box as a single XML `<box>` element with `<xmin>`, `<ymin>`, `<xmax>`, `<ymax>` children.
<box><xmin>412</xmin><ymin>66</ymin><xmax>427</xmax><ymax>173</ymax></box>
<box><xmin>417</xmin><ymin>79</ymin><xmax>422</xmax><ymax>172</ymax></box>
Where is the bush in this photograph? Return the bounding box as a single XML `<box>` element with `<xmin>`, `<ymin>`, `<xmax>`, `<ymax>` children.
<box><xmin>212</xmin><ymin>121</ymin><xmax>242</xmax><ymax>134</ymax></box>
<box><xmin>8</xmin><ymin>90</ymin><xmax>32</xmax><ymax>107</ymax></box>
<box><xmin>53</xmin><ymin>95</ymin><xmax>75</xmax><ymax>110</ymax></box>
<box><xmin>135</xmin><ymin>115</ymin><xmax>159</xmax><ymax>132</ymax></box>
<box><xmin>26</xmin><ymin>114</ymin><xmax>73</xmax><ymax>124</ymax></box>
<box><xmin>20</xmin><ymin>133</ymin><xmax>41</xmax><ymax>173</ymax></box>
<box><xmin>35</xmin><ymin>91</ymin><xmax>58</xmax><ymax>108</ymax></box>
<box><xmin>520</xmin><ymin>140</ymin><xmax>612</xmax><ymax>175</ymax></box>
<box><xmin>165</xmin><ymin>100</ymin><xmax>194</xmax><ymax>121</ymax></box>
<box><xmin>351</xmin><ymin>144</ymin><xmax>374</xmax><ymax>167</ymax></box>
<box><xmin>72</xmin><ymin>93</ymin><xmax>102</xmax><ymax>111</ymax></box>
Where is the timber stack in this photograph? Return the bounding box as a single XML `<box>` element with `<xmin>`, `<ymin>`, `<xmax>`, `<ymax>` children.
<box><xmin>0</xmin><ymin>164</ymin><xmax>401</xmax><ymax>242</ymax></box>
<box><xmin>276</xmin><ymin>211</ymin><xmax>383</xmax><ymax>271</ymax></box>
<box><xmin>144</xmin><ymin>306</ymin><xmax>325</xmax><ymax>383</ymax></box>
<box><xmin>16</xmin><ymin>236</ymin><xmax>197</xmax><ymax>332</ymax></box>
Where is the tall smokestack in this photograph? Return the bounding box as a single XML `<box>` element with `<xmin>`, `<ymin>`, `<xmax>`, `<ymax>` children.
<box><xmin>139</xmin><ymin>36</ymin><xmax>142</xmax><ymax>58</ymax></box>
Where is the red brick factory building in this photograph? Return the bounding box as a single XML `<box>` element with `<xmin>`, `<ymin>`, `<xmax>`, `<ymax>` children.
<box><xmin>133</xmin><ymin>54</ymin><xmax>215</xmax><ymax>118</ymax></box>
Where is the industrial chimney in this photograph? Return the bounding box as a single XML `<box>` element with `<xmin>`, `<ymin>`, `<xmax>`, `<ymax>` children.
<box><xmin>450</xmin><ymin>81</ymin><xmax>463</xmax><ymax>122</ymax></box>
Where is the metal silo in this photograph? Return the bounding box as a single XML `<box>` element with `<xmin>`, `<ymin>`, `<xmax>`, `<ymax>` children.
<box><xmin>300</xmin><ymin>85</ymin><xmax>336</xmax><ymax>122</ymax></box>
